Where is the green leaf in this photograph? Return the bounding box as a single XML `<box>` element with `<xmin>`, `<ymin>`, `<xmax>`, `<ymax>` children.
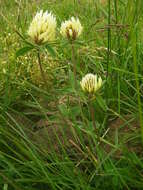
<box><xmin>112</xmin><ymin>176</ymin><xmax>119</xmax><ymax>186</ymax></box>
<box><xmin>3</xmin><ymin>184</ymin><xmax>8</xmax><ymax>190</ymax></box>
<box><xmin>75</xmin><ymin>40</ymin><xmax>85</xmax><ymax>46</ymax></box>
<box><xmin>69</xmin><ymin>106</ymin><xmax>81</xmax><ymax>119</ymax></box>
<box><xmin>68</xmin><ymin>68</ymin><xmax>75</xmax><ymax>90</ymax></box>
<box><xmin>16</xmin><ymin>46</ymin><xmax>34</xmax><ymax>58</ymax></box>
<box><xmin>96</xmin><ymin>95</ymin><xmax>107</xmax><ymax>111</ymax></box>
<box><xmin>45</xmin><ymin>44</ymin><xmax>56</xmax><ymax>57</ymax></box>
<box><xmin>58</xmin><ymin>104</ymin><xmax>69</xmax><ymax>117</ymax></box>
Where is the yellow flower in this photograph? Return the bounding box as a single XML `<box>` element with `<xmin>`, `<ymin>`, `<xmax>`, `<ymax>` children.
<box><xmin>80</xmin><ymin>73</ymin><xmax>102</xmax><ymax>93</ymax></box>
<box><xmin>28</xmin><ymin>10</ymin><xmax>57</xmax><ymax>44</ymax></box>
<box><xmin>60</xmin><ymin>17</ymin><xmax>83</xmax><ymax>40</ymax></box>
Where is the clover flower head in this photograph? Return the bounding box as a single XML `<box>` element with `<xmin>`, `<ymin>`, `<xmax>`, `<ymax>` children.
<box><xmin>80</xmin><ymin>73</ymin><xmax>102</xmax><ymax>94</ymax></box>
<box><xmin>28</xmin><ymin>10</ymin><xmax>57</xmax><ymax>44</ymax></box>
<box><xmin>60</xmin><ymin>17</ymin><xmax>83</xmax><ymax>40</ymax></box>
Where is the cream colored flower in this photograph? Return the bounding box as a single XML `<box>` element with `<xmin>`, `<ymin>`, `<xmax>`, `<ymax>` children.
<box><xmin>28</xmin><ymin>10</ymin><xmax>57</xmax><ymax>44</ymax></box>
<box><xmin>60</xmin><ymin>17</ymin><xmax>83</xmax><ymax>40</ymax></box>
<box><xmin>80</xmin><ymin>73</ymin><xmax>102</xmax><ymax>93</ymax></box>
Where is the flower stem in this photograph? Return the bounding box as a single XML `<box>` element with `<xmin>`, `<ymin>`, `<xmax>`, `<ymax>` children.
<box><xmin>88</xmin><ymin>95</ymin><xmax>100</xmax><ymax>140</ymax></box>
<box><xmin>71</xmin><ymin>41</ymin><xmax>77</xmax><ymax>89</ymax></box>
<box><xmin>89</xmin><ymin>97</ymin><xmax>96</xmax><ymax>130</ymax></box>
<box><xmin>37</xmin><ymin>50</ymin><xmax>47</xmax><ymax>87</ymax></box>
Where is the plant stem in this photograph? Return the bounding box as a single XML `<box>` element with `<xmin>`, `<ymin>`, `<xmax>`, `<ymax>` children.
<box><xmin>89</xmin><ymin>100</ymin><xmax>96</xmax><ymax>130</ymax></box>
<box><xmin>37</xmin><ymin>50</ymin><xmax>47</xmax><ymax>87</ymax></box>
<box><xmin>107</xmin><ymin>0</ymin><xmax>111</xmax><ymax>80</ymax></box>
<box><xmin>114</xmin><ymin>0</ymin><xmax>121</xmax><ymax>114</ymax></box>
<box><xmin>105</xmin><ymin>0</ymin><xmax>111</xmax><ymax>127</ymax></box>
<box><xmin>88</xmin><ymin>95</ymin><xmax>99</xmax><ymax>138</ymax></box>
<box><xmin>132</xmin><ymin>0</ymin><xmax>143</xmax><ymax>143</ymax></box>
<box><xmin>71</xmin><ymin>41</ymin><xmax>77</xmax><ymax>89</ymax></box>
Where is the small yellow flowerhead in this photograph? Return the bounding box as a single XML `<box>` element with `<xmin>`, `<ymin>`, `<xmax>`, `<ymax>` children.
<box><xmin>80</xmin><ymin>74</ymin><xmax>102</xmax><ymax>94</ymax></box>
<box><xmin>60</xmin><ymin>17</ymin><xmax>83</xmax><ymax>40</ymax></box>
<box><xmin>28</xmin><ymin>10</ymin><xmax>57</xmax><ymax>44</ymax></box>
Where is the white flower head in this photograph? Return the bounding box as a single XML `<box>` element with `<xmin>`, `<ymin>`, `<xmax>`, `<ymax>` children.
<box><xmin>80</xmin><ymin>73</ymin><xmax>102</xmax><ymax>94</ymax></box>
<box><xmin>28</xmin><ymin>10</ymin><xmax>57</xmax><ymax>44</ymax></box>
<box><xmin>60</xmin><ymin>17</ymin><xmax>83</xmax><ymax>40</ymax></box>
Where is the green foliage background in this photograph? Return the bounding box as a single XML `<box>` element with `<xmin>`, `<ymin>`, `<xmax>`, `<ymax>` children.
<box><xmin>0</xmin><ymin>0</ymin><xmax>143</xmax><ymax>189</ymax></box>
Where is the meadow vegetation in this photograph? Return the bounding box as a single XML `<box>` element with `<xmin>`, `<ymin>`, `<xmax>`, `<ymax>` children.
<box><xmin>0</xmin><ymin>0</ymin><xmax>143</xmax><ymax>189</ymax></box>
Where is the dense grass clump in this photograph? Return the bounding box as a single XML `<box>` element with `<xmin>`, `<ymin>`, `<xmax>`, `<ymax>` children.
<box><xmin>0</xmin><ymin>0</ymin><xmax>143</xmax><ymax>189</ymax></box>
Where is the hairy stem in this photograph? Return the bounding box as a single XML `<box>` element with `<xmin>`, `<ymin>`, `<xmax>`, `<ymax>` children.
<box><xmin>89</xmin><ymin>101</ymin><xmax>96</xmax><ymax>130</ymax></box>
<box><xmin>88</xmin><ymin>96</ymin><xmax>99</xmax><ymax>138</ymax></box>
<box><xmin>71</xmin><ymin>42</ymin><xmax>77</xmax><ymax>88</ymax></box>
<box><xmin>37</xmin><ymin>50</ymin><xmax>47</xmax><ymax>87</ymax></box>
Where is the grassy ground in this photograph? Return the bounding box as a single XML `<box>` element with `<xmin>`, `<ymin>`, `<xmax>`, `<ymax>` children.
<box><xmin>0</xmin><ymin>0</ymin><xmax>143</xmax><ymax>189</ymax></box>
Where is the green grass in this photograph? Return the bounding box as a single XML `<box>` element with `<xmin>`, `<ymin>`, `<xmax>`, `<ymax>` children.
<box><xmin>0</xmin><ymin>0</ymin><xmax>143</xmax><ymax>189</ymax></box>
